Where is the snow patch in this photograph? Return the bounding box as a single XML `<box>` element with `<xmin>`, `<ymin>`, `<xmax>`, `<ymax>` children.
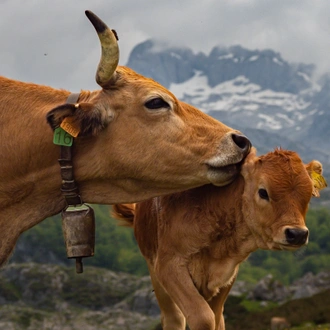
<box><xmin>169</xmin><ymin>71</ymin><xmax>311</xmax><ymax>131</ymax></box>
<box><xmin>170</xmin><ymin>52</ymin><xmax>182</xmax><ymax>60</ymax></box>
<box><xmin>308</xmin><ymin>109</ymin><xmax>318</xmax><ymax>116</ymax></box>
<box><xmin>249</xmin><ymin>55</ymin><xmax>259</xmax><ymax>62</ymax></box>
<box><xmin>257</xmin><ymin>114</ymin><xmax>282</xmax><ymax>130</ymax></box>
<box><xmin>244</xmin><ymin>104</ymin><xmax>259</xmax><ymax>111</ymax></box>
<box><xmin>276</xmin><ymin>113</ymin><xmax>295</xmax><ymax>126</ymax></box>
<box><xmin>218</xmin><ymin>53</ymin><xmax>234</xmax><ymax>60</ymax></box>
<box><xmin>297</xmin><ymin>71</ymin><xmax>311</xmax><ymax>82</ymax></box>
<box><xmin>273</xmin><ymin>57</ymin><xmax>284</xmax><ymax>66</ymax></box>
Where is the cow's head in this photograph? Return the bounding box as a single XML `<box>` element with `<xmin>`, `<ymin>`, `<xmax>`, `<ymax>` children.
<box><xmin>241</xmin><ymin>148</ymin><xmax>327</xmax><ymax>251</ymax></box>
<box><xmin>46</xmin><ymin>11</ymin><xmax>251</xmax><ymax>203</ymax></box>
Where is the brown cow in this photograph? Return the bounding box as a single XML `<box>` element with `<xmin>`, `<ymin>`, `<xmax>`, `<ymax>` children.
<box><xmin>0</xmin><ymin>11</ymin><xmax>251</xmax><ymax>266</ymax></box>
<box><xmin>113</xmin><ymin>148</ymin><xmax>326</xmax><ymax>330</ymax></box>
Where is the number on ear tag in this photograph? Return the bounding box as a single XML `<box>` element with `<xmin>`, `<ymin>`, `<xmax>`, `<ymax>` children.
<box><xmin>60</xmin><ymin>117</ymin><xmax>80</xmax><ymax>138</ymax></box>
<box><xmin>53</xmin><ymin>127</ymin><xmax>73</xmax><ymax>146</ymax></box>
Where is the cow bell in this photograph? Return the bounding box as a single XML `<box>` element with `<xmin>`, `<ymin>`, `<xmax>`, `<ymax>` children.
<box><xmin>61</xmin><ymin>204</ymin><xmax>95</xmax><ymax>274</ymax></box>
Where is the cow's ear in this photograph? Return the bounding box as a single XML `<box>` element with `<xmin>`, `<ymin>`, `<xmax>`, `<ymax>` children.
<box><xmin>305</xmin><ymin>160</ymin><xmax>327</xmax><ymax>197</ymax></box>
<box><xmin>46</xmin><ymin>102</ymin><xmax>114</xmax><ymax>136</ymax></box>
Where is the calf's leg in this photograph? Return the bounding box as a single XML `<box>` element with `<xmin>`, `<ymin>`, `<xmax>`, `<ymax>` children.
<box><xmin>155</xmin><ymin>256</ymin><xmax>216</xmax><ymax>330</ymax></box>
<box><xmin>148</xmin><ymin>263</ymin><xmax>186</xmax><ymax>330</ymax></box>
<box><xmin>208</xmin><ymin>283</ymin><xmax>233</xmax><ymax>330</ymax></box>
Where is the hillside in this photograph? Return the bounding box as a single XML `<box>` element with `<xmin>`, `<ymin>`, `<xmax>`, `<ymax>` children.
<box><xmin>0</xmin><ymin>263</ymin><xmax>159</xmax><ymax>330</ymax></box>
<box><xmin>8</xmin><ymin>205</ymin><xmax>330</xmax><ymax>286</ymax></box>
<box><xmin>1</xmin><ymin>263</ymin><xmax>330</xmax><ymax>329</ymax></box>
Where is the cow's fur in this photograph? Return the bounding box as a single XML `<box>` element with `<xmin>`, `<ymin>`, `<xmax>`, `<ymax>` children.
<box><xmin>0</xmin><ymin>12</ymin><xmax>251</xmax><ymax>267</ymax></box>
<box><xmin>113</xmin><ymin>148</ymin><xmax>325</xmax><ymax>330</ymax></box>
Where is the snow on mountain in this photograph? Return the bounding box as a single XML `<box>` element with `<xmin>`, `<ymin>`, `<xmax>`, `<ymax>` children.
<box><xmin>170</xmin><ymin>71</ymin><xmax>312</xmax><ymax>131</ymax></box>
<box><xmin>127</xmin><ymin>40</ymin><xmax>330</xmax><ymax>163</ymax></box>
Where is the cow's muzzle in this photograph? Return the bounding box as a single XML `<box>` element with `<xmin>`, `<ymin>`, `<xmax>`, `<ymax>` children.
<box><xmin>206</xmin><ymin>132</ymin><xmax>251</xmax><ymax>186</ymax></box>
<box><xmin>231</xmin><ymin>133</ymin><xmax>251</xmax><ymax>156</ymax></box>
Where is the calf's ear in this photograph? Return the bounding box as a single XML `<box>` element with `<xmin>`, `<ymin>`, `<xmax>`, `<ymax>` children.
<box><xmin>243</xmin><ymin>147</ymin><xmax>258</xmax><ymax>162</ymax></box>
<box><xmin>305</xmin><ymin>160</ymin><xmax>327</xmax><ymax>197</ymax></box>
<box><xmin>46</xmin><ymin>102</ymin><xmax>114</xmax><ymax>136</ymax></box>
<box><xmin>241</xmin><ymin>147</ymin><xmax>258</xmax><ymax>178</ymax></box>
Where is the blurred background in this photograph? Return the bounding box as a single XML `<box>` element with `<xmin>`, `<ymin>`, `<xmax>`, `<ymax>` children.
<box><xmin>1</xmin><ymin>1</ymin><xmax>330</xmax><ymax>329</ymax></box>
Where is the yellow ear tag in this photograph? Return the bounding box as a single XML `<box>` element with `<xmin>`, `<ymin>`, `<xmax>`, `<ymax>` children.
<box><xmin>60</xmin><ymin>117</ymin><xmax>80</xmax><ymax>138</ymax></box>
<box><xmin>311</xmin><ymin>171</ymin><xmax>327</xmax><ymax>190</ymax></box>
<box><xmin>311</xmin><ymin>171</ymin><xmax>327</xmax><ymax>197</ymax></box>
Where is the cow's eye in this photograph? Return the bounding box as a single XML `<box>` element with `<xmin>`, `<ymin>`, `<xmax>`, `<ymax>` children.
<box><xmin>145</xmin><ymin>98</ymin><xmax>170</xmax><ymax>110</ymax></box>
<box><xmin>258</xmin><ymin>188</ymin><xmax>269</xmax><ymax>201</ymax></box>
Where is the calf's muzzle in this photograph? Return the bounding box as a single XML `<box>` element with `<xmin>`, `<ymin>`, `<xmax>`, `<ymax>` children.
<box><xmin>285</xmin><ymin>228</ymin><xmax>309</xmax><ymax>246</ymax></box>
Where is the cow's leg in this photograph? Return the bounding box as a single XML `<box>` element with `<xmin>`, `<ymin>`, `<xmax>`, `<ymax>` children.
<box><xmin>148</xmin><ymin>263</ymin><xmax>186</xmax><ymax>330</ymax></box>
<box><xmin>0</xmin><ymin>194</ymin><xmax>64</xmax><ymax>268</ymax></box>
<box><xmin>0</xmin><ymin>222</ymin><xmax>21</xmax><ymax>267</ymax></box>
<box><xmin>208</xmin><ymin>283</ymin><xmax>233</xmax><ymax>330</ymax></box>
<box><xmin>155</xmin><ymin>256</ymin><xmax>216</xmax><ymax>330</ymax></box>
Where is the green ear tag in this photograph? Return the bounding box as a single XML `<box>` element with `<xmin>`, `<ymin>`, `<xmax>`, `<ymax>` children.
<box><xmin>53</xmin><ymin>127</ymin><xmax>73</xmax><ymax>146</ymax></box>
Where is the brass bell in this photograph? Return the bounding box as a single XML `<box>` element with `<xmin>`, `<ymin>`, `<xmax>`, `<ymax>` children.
<box><xmin>61</xmin><ymin>204</ymin><xmax>95</xmax><ymax>273</ymax></box>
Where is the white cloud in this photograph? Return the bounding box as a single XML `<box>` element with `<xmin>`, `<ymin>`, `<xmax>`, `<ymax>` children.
<box><xmin>1</xmin><ymin>0</ymin><xmax>330</xmax><ymax>90</ymax></box>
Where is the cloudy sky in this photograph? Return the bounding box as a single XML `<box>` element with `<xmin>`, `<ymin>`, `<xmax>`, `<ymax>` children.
<box><xmin>1</xmin><ymin>0</ymin><xmax>329</xmax><ymax>90</ymax></box>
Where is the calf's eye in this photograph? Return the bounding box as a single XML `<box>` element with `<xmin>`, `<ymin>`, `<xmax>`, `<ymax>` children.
<box><xmin>145</xmin><ymin>98</ymin><xmax>170</xmax><ymax>110</ymax></box>
<box><xmin>258</xmin><ymin>188</ymin><xmax>269</xmax><ymax>201</ymax></box>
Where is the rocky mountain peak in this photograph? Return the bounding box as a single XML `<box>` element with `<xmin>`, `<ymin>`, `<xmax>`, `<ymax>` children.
<box><xmin>128</xmin><ymin>39</ymin><xmax>312</xmax><ymax>93</ymax></box>
<box><xmin>127</xmin><ymin>39</ymin><xmax>330</xmax><ymax>172</ymax></box>
<box><xmin>127</xmin><ymin>39</ymin><xmax>196</xmax><ymax>88</ymax></box>
<box><xmin>206</xmin><ymin>44</ymin><xmax>311</xmax><ymax>92</ymax></box>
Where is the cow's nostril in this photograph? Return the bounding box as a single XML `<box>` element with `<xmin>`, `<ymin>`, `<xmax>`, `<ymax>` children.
<box><xmin>285</xmin><ymin>228</ymin><xmax>309</xmax><ymax>246</ymax></box>
<box><xmin>231</xmin><ymin>134</ymin><xmax>251</xmax><ymax>153</ymax></box>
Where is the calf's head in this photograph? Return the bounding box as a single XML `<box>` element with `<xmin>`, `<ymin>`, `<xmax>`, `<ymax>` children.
<box><xmin>241</xmin><ymin>148</ymin><xmax>327</xmax><ymax>250</ymax></box>
<box><xmin>46</xmin><ymin>11</ymin><xmax>251</xmax><ymax>201</ymax></box>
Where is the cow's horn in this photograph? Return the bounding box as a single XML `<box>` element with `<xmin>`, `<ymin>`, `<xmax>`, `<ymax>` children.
<box><xmin>85</xmin><ymin>10</ymin><xmax>119</xmax><ymax>88</ymax></box>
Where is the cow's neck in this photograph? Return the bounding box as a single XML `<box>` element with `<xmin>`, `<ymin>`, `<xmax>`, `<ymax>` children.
<box><xmin>0</xmin><ymin>79</ymin><xmax>105</xmax><ymax>265</ymax></box>
<box><xmin>0</xmin><ymin>79</ymin><xmax>112</xmax><ymax>206</ymax></box>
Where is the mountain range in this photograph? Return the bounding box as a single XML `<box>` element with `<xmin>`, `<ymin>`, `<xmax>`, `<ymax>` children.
<box><xmin>127</xmin><ymin>40</ymin><xmax>330</xmax><ymax>168</ymax></box>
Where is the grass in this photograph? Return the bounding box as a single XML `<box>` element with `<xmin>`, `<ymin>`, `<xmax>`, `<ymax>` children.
<box><xmin>292</xmin><ymin>324</ymin><xmax>330</xmax><ymax>330</ymax></box>
<box><xmin>240</xmin><ymin>299</ymin><xmax>278</xmax><ymax>312</ymax></box>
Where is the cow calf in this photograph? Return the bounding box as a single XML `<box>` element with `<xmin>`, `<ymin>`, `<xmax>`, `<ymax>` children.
<box><xmin>113</xmin><ymin>148</ymin><xmax>326</xmax><ymax>330</ymax></box>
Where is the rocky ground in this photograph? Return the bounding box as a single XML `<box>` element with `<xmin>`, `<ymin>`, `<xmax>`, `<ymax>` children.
<box><xmin>246</xmin><ymin>271</ymin><xmax>330</xmax><ymax>303</ymax></box>
<box><xmin>0</xmin><ymin>263</ymin><xmax>329</xmax><ymax>329</ymax></box>
<box><xmin>0</xmin><ymin>263</ymin><xmax>159</xmax><ymax>330</ymax></box>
